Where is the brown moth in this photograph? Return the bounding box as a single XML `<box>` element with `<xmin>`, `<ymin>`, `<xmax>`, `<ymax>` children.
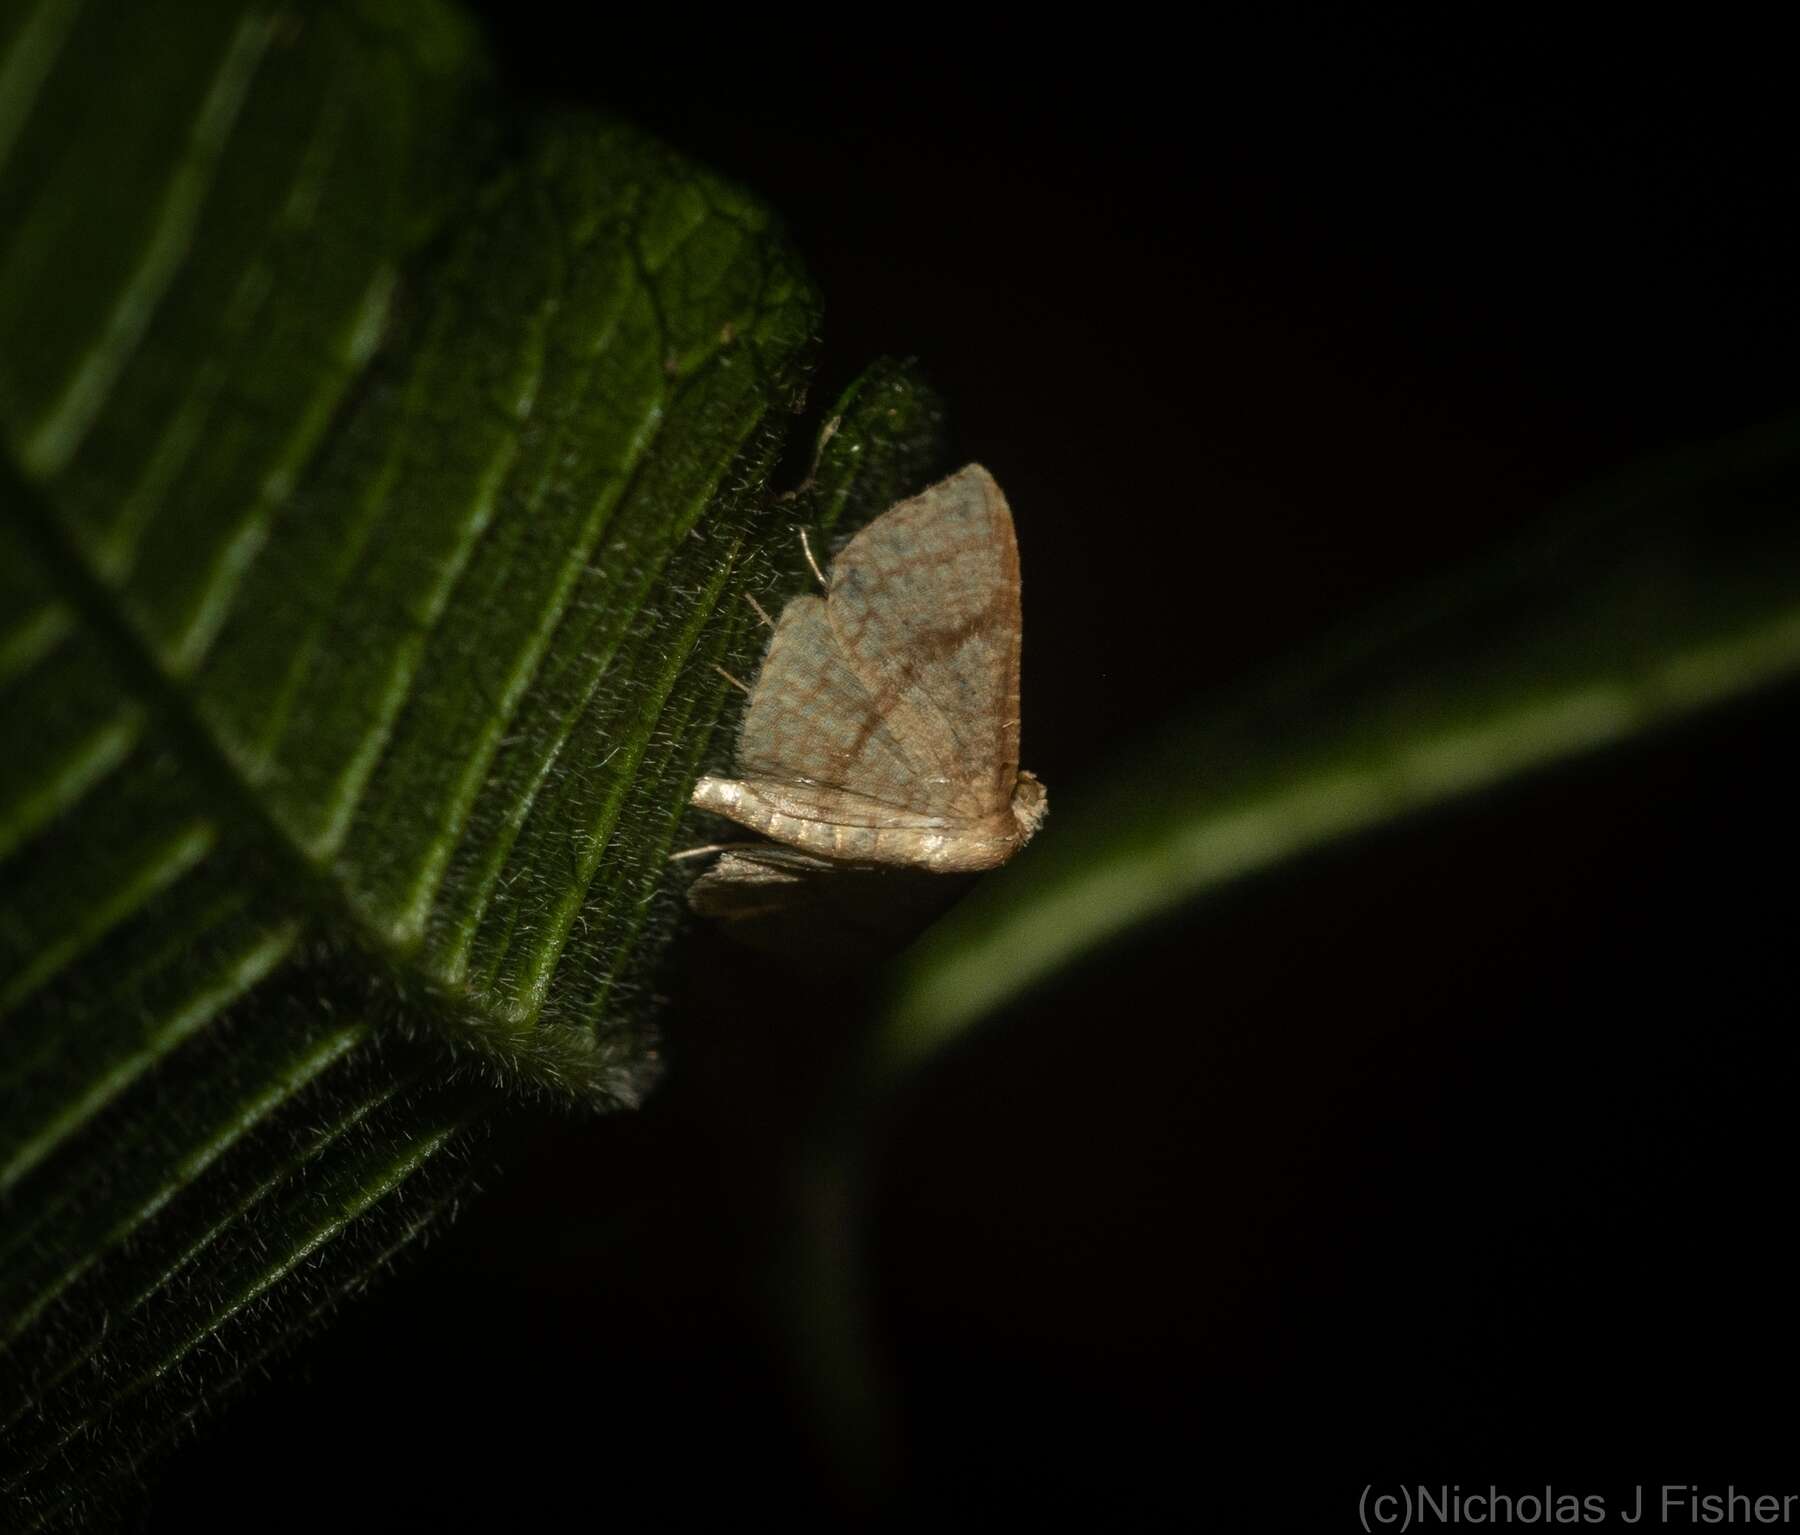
<box><xmin>683</xmin><ymin>463</ymin><xmax>1046</xmax><ymax>927</ymax></box>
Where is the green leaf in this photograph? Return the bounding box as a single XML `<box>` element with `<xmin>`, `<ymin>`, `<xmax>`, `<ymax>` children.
<box><xmin>877</xmin><ymin>413</ymin><xmax>1800</xmax><ymax>1067</ymax></box>
<box><xmin>0</xmin><ymin>1</ymin><xmax>818</xmax><ymax>1520</ymax></box>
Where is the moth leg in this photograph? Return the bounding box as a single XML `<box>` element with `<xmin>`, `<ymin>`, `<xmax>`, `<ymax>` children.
<box><xmin>668</xmin><ymin>840</ymin><xmax>776</xmax><ymax>863</ymax></box>
<box><xmin>668</xmin><ymin>841</ymin><xmax>844</xmax><ymax>870</ymax></box>
<box><xmin>712</xmin><ymin>662</ymin><xmax>753</xmax><ymax>696</ymax></box>
<box><xmin>799</xmin><ymin>528</ymin><xmax>828</xmax><ymax>590</ymax></box>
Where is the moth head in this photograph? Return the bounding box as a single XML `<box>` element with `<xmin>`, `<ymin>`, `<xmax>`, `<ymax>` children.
<box><xmin>1010</xmin><ymin>769</ymin><xmax>1049</xmax><ymax>847</ymax></box>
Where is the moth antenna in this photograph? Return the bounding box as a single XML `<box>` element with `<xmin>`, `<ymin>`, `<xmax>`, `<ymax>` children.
<box><xmin>745</xmin><ymin>592</ymin><xmax>776</xmax><ymax>630</ymax></box>
<box><xmin>778</xmin><ymin>413</ymin><xmax>841</xmax><ymax>502</ymax></box>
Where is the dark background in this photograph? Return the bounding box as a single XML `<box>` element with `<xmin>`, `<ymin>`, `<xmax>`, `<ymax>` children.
<box><xmin>149</xmin><ymin>23</ymin><xmax>1798</xmax><ymax>1529</ymax></box>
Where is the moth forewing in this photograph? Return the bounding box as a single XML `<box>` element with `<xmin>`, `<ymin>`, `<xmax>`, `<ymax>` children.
<box><xmin>685</xmin><ymin>462</ymin><xmax>1045</xmax><ymax>919</ymax></box>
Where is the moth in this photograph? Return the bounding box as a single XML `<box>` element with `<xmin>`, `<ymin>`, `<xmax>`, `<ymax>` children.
<box><xmin>682</xmin><ymin>463</ymin><xmax>1046</xmax><ymax>941</ymax></box>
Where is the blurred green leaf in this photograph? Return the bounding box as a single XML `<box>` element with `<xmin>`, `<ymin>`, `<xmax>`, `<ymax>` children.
<box><xmin>879</xmin><ymin>414</ymin><xmax>1800</xmax><ymax>1067</ymax></box>
<box><xmin>0</xmin><ymin>1</ymin><xmax>817</xmax><ymax>1520</ymax></box>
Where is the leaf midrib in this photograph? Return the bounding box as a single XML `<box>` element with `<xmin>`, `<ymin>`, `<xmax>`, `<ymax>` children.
<box><xmin>2</xmin><ymin>460</ymin><xmax>565</xmax><ymax>1063</ymax></box>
